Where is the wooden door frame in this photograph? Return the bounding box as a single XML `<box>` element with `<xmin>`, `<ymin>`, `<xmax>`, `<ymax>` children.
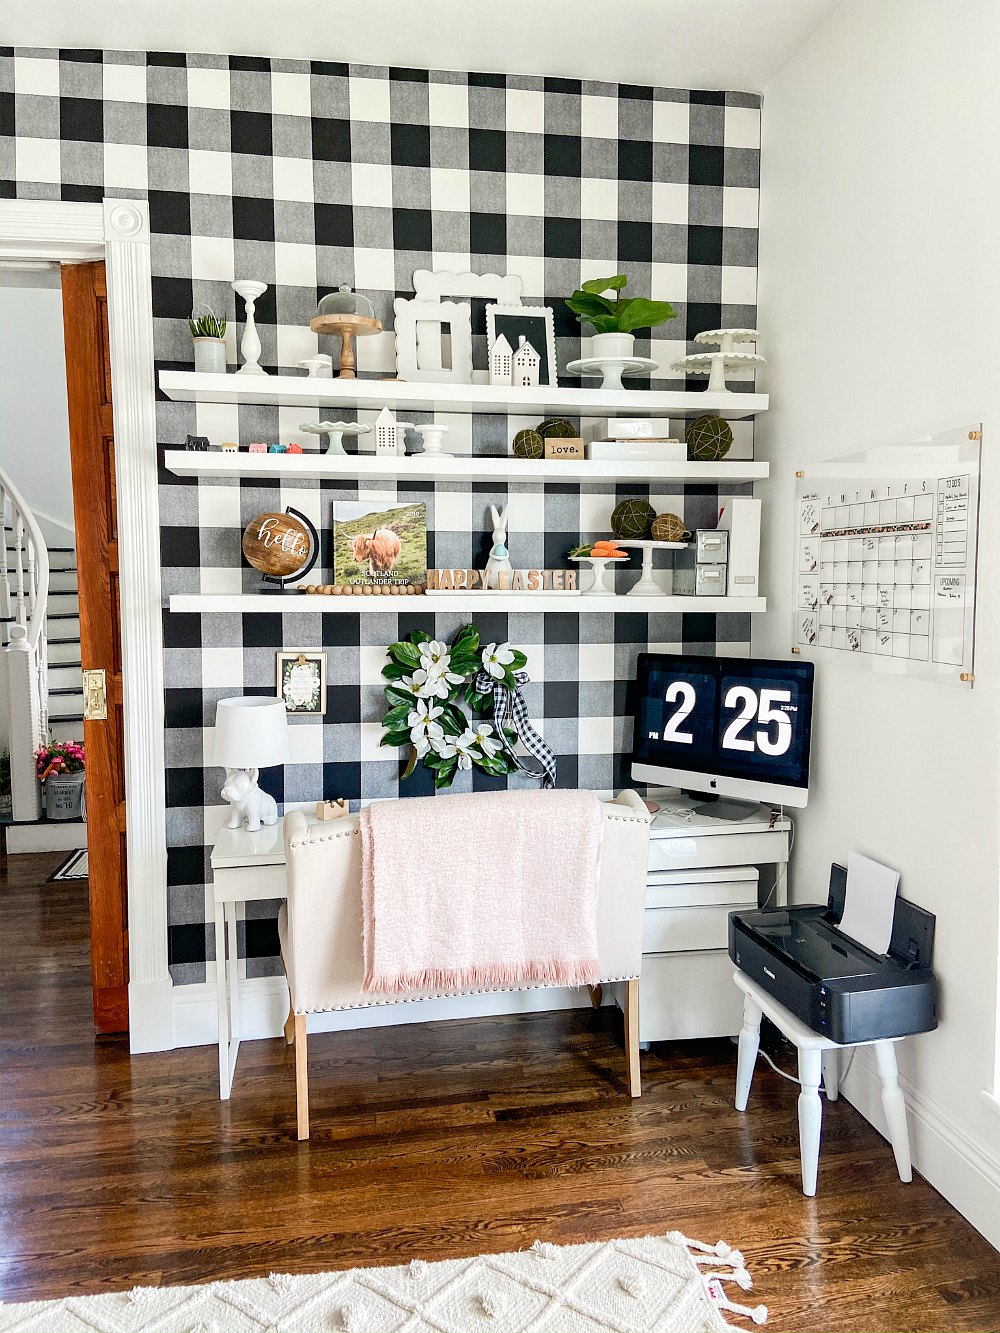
<box><xmin>0</xmin><ymin>199</ymin><xmax>171</xmax><ymax>1052</ymax></box>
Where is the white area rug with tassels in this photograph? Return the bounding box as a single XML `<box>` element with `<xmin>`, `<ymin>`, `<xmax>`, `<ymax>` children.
<box><xmin>0</xmin><ymin>1233</ymin><xmax>767</xmax><ymax>1332</ymax></box>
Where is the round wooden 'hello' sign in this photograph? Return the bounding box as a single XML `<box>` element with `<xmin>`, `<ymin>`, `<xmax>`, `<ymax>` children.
<box><xmin>242</xmin><ymin>511</ymin><xmax>313</xmax><ymax>579</ymax></box>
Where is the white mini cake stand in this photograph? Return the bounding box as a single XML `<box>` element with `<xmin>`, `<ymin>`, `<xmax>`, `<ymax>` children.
<box><xmin>566</xmin><ymin>355</ymin><xmax>658</xmax><ymax>391</ymax></box>
<box><xmin>417</xmin><ymin>423</ymin><xmax>450</xmax><ymax>457</ymax></box>
<box><xmin>297</xmin><ymin>356</ymin><xmax>333</xmax><ymax>378</ymax></box>
<box><xmin>569</xmin><ymin>554</ymin><xmax>630</xmax><ymax>596</ymax></box>
<box><xmin>299</xmin><ymin>420</ymin><xmax>372</xmax><ymax>455</ymax></box>
<box><xmin>614</xmin><ymin>539</ymin><xmax>689</xmax><ymax>595</ymax></box>
<box><xmin>232</xmin><ymin>280</ymin><xmax>269</xmax><ymax>376</ymax></box>
<box><xmin>672</xmin><ymin>328</ymin><xmax>763</xmax><ymax>393</ymax></box>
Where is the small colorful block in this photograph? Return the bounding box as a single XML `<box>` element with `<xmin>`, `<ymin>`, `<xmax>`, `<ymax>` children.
<box><xmin>286</xmin><ymin>443</ymin><xmax>303</xmax><ymax>454</ymax></box>
<box><xmin>267</xmin><ymin>443</ymin><xmax>287</xmax><ymax>453</ymax></box>
<box><xmin>221</xmin><ymin>442</ymin><xmax>239</xmax><ymax>452</ymax></box>
<box><xmin>248</xmin><ymin>442</ymin><xmax>267</xmax><ymax>453</ymax></box>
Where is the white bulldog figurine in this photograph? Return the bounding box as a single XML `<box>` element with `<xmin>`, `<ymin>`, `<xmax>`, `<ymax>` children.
<box><xmin>221</xmin><ymin>767</ymin><xmax>278</xmax><ymax>832</ymax></box>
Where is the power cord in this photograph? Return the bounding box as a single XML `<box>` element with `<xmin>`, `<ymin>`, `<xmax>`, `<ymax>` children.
<box><xmin>762</xmin><ymin>806</ymin><xmax>794</xmax><ymax>908</ymax></box>
<box><xmin>757</xmin><ymin>1043</ymin><xmax>858</xmax><ymax>1089</ymax></box>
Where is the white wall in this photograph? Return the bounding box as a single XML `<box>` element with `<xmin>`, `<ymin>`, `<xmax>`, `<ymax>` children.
<box><xmin>756</xmin><ymin>0</ymin><xmax>1000</xmax><ymax>1244</ymax></box>
<box><xmin>0</xmin><ymin>271</ymin><xmax>75</xmax><ymax>539</ymax></box>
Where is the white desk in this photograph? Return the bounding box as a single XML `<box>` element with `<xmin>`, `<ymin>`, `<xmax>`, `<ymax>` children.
<box><xmin>210</xmin><ymin>815</ymin><xmax>315</xmax><ymax>1099</ymax></box>
<box><xmin>210</xmin><ymin>796</ymin><xmax>791</xmax><ymax>1098</ymax></box>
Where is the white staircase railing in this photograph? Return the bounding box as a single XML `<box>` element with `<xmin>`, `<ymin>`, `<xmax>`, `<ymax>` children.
<box><xmin>1</xmin><ymin>464</ymin><xmax>50</xmax><ymax>822</ymax></box>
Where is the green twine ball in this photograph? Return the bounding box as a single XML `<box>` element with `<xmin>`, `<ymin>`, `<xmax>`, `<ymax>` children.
<box><xmin>537</xmin><ymin>418</ymin><xmax>576</xmax><ymax>439</ymax></box>
<box><xmin>611</xmin><ymin>498</ymin><xmax>656</xmax><ymax>539</ymax></box>
<box><xmin>512</xmin><ymin>428</ymin><xmax>544</xmax><ymax>458</ymax></box>
<box><xmin>686</xmin><ymin>414</ymin><xmax>733</xmax><ymax>461</ymax></box>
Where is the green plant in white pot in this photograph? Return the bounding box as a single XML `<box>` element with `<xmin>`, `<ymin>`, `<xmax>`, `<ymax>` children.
<box><xmin>189</xmin><ymin>309</ymin><xmax>228</xmax><ymax>374</ymax></box>
<box><xmin>566</xmin><ymin>274</ymin><xmax>676</xmax><ymax>363</ymax></box>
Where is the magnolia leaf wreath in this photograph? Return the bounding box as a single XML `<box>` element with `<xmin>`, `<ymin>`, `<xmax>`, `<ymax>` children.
<box><xmin>380</xmin><ymin>624</ymin><xmax>557</xmax><ymax>789</ymax></box>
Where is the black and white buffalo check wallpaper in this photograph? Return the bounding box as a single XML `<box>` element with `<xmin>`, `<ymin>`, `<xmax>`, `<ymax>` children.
<box><xmin>2</xmin><ymin>50</ymin><xmax>761</xmax><ymax>983</ymax></box>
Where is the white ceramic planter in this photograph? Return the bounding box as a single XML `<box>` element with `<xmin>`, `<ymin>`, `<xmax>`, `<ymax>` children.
<box><xmin>193</xmin><ymin>337</ymin><xmax>227</xmax><ymax>374</ymax></box>
<box><xmin>591</xmin><ymin>331</ymin><xmax>635</xmax><ymax>359</ymax></box>
<box><xmin>44</xmin><ymin>770</ymin><xmax>86</xmax><ymax>820</ymax></box>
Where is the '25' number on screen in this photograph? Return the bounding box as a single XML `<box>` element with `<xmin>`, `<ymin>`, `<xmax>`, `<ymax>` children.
<box><xmin>722</xmin><ymin>686</ymin><xmax>792</xmax><ymax>756</ymax></box>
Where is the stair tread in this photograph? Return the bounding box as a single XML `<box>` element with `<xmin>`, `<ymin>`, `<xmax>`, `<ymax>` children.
<box><xmin>48</xmin><ymin>686</ymin><xmax>85</xmax><ymax>696</ymax></box>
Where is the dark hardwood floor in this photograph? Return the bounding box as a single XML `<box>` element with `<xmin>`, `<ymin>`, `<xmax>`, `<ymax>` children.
<box><xmin>1</xmin><ymin>850</ymin><xmax>998</xmax><ymax>1330</ymax></box>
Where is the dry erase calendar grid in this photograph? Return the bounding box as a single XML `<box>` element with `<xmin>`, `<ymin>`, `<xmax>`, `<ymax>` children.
<box><xmin>792</xmin><ymin>427</ymin><xmax>981</xmax><ymax>686</ymax></box>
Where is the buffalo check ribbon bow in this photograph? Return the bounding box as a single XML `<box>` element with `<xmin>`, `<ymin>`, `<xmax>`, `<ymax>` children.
<box><xmin>473</xmin><ymin>668</ymin><xmax>557</xmax><ymax>789</ymax></box>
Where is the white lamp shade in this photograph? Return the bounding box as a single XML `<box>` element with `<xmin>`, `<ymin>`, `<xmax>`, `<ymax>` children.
<box><xmin>213</xmin><ymin>696</ymin><xmax>290</xmax><ymax>769</ymax></box>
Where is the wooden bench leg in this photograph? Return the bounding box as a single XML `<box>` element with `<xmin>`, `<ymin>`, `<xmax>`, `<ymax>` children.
<box><xmin>587</xmin><ymin>983</ymin><xmax>603</xmax><ymax>1009</ymax></box>
<box><xmin>283</xmin><ymin>1000</ymin><xmax>295</xmax><ymax>1046</ymax></box>
<box><xmin>294</xmin><ymin>1014</ymin><xmax>309</xmax><ymax>1140</ymax></box>
<box><xmin>624</xmin><ymin>978</ymin><xmax>641</xmax><ymax>1098</ymax></box>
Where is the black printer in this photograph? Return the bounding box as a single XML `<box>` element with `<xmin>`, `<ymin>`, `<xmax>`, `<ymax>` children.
<box><xmin>728</xmin><ymin>864</ymin><xmax>937</xmax><ymax>1045</ymax></box>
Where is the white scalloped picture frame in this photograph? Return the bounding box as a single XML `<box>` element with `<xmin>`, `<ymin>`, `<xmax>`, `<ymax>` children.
<box><xmin>412</xmin><ymin>269</ymin><xmax>523</xmax><ymax>304</ymax></box>
<box><xmin>393</xmin><ymin>298</ymin><xmax>474</xmax><ymax>383</ymax></box>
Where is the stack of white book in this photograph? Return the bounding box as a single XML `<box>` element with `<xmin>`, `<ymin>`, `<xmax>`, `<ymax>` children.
<box><xmin>585</xmin><ymin>419</ymin><xmax>687</xmax><ymax>462</ymax></box>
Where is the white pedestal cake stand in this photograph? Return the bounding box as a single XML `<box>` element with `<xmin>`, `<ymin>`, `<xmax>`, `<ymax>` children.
<box><xmin>614</xmin><ymin>539</ymin><xmax>689</xmax><ymax>595</ymax></box>
<box><xmin>671</xmin><ymin>328</ymin><xmax>763</xmax><ymax>393</ymax></box>
<box><xmin>299</xmin><ymin>421</ymin><xmax>372</xmax><ymax>455</ymax></box>
<box><xmin>569</xmin><ymin>554</ymin><xmax>630</xmax><ymax>596</ymax></box>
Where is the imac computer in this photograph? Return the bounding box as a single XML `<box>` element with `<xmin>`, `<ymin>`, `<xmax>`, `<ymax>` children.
<box><xmin>630</xmin><ymin>652</ymin><xmax>815</xmax><ymax>818</ymax></box>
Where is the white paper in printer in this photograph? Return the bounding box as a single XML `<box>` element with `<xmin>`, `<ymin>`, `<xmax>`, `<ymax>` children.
<box><xmin>838</xmin><ymin>852</ymin><xmax>900</xmax><ymax>955</ymax></box>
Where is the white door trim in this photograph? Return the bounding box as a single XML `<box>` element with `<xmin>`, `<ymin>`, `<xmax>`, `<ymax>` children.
<box><xmin>0</xmin><ymin>198</ymin><xmax>172</xmax><ymax>1052</ymax></box>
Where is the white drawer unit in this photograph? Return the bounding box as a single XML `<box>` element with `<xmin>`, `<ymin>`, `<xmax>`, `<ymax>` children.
<box><xmin>639</xmin><ymin>950</ymin><xmax>746</xmax><ymax>1042</ymax></box>
<box><xmin>645</xmin><ymin>865</ymin><xmax>759</xmax><ymax>910</ymax></box>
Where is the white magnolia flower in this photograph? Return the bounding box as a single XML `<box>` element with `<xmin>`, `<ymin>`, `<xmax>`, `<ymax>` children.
<box><xmin>418</xmin><ymin>639</ymin><xmax>449</xmax><ymax>667</ymax></box>
<box><xmin>407</xmin><ymin>699</ymin><xmax>444</xmax><ymax>757</ymax></box>
<box><xmin>482</xmin><ymin>641</ymin><xmax>515</xmax><ymax>680</ymax></box>
<box><xmin>436</xmin><ymin>729</ymin><xmax>478</xmax><ymax>770</ymax></box>
<box><xmin>473</xmin><ymin>723</ymin><xmax>500</xmax><ymax>758</ymax></box>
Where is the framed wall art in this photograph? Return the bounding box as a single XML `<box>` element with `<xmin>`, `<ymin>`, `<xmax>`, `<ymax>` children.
<box><xmin>486</xmin><ymin>304</ymin><xmax>558</xmax><ymax>386</ymax></box>
<box><xmin>276</xmin><ymin>649</ymin><xmax>328</xmax><ymax>715</ymax></box>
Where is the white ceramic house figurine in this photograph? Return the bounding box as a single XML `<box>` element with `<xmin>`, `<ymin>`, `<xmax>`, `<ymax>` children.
<box><xmin>483</xmin><ymin>503</ymin><xmax>512</xmax><ymax>589</ymax></box>
<box><xmin>374</xmin><ymin>406</ymin><xmax>414</xmax><ymax>457</ymax></box>
<box><xmin>489</xmin><ymin>333</ymin><xmax>513</xmax><ymax>385</ymax></box>
<box><xmin>512</xmin><ymin>336</ymin><xmax>541</xmax><ymax>387</ymax></box>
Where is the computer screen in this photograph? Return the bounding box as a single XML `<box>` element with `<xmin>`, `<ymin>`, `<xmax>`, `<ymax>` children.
<box><xmin>631</xmin><ymin>653</ymin><xmax>815</xmax><ymax>808</ymax></box>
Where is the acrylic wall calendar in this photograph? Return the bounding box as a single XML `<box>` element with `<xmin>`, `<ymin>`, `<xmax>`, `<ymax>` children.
<box><xmin>793</xmin><ymin>424</ymin><xmax>981</xmax><ymax>686</ymax></box>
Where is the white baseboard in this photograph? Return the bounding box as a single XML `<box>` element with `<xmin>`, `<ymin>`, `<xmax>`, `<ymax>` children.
<box><xmin>844</xmin><ymin>1050</ymin><xmax>1000</xmax><ymax>1251</ymax></box>
<box><xmin>129</xmin><ymin>977</ymin><xmax>175</xmax><ymax>1054</ymax></box>
<box><xmin>172</xmin><ymin>974</ymin><xmax>599</xmax><ymax>1052</ymax></box>
<box><xmin>6</xmin><ymin>821</ymin><xmax>87</xmax><ymax>853</ymax></box>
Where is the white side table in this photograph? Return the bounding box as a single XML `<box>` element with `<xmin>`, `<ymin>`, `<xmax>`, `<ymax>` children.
<box><xmin>210</xmin><ymin>814</ymin><xmax>318</xmax><ymax>1100</ymax></box>
<box><xmin>733</xmin><ymin>970</ymin><xmax>912</xmax><ymax>1196</ymax></box>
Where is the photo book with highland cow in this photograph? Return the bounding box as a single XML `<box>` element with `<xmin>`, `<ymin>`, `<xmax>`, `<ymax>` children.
<box><xmin>333</xmin><ymin>501</ymin><xmax>427</xmax><ymax>590</ymax></box>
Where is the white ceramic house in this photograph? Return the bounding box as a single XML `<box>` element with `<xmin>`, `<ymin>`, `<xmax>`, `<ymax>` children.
<box><xmin>489</xmin><ymin>333</ymin><xmax>513</xmax><ymax>385</ymax></box>
<box><xmin>512</xmin><ymin>336</ymin><xmax>541</xmax><ymax>387</ymax></box>
<box><xmin>375</xmin><ymin>406</ymin><xmax>402</xmax><ymax>456</ymax></box>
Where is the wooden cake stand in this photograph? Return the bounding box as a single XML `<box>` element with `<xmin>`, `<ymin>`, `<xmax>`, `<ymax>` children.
<box><xmin>309</xmin><ymin>313</ymin><xmax>382</xmax><ymax>379</ymax></box>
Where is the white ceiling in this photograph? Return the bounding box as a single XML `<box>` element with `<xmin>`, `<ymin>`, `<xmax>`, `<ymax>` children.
<box><xmin>3</xmin><ymin>0</ymin><xmax>841</xmax><ymax>92</ymax></box>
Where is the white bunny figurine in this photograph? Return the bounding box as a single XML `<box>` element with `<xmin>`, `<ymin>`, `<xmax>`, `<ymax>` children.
<box><xmin>483</xmin><ymin>504</ymin><xmax>512</xmax><ymax>590</ymax></box>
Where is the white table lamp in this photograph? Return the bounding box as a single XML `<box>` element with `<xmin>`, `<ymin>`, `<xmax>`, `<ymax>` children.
<box><xmin>214</xmin><ymin>696</ymin><xmax>290</xmax><ymax>831</ymax></box>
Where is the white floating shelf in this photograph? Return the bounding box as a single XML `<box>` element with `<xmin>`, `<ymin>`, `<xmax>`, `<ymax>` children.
<box><xmin>163</xmin><ymin>449</ymin><xmax>768</xmax><ymax>486</ymax></box>
<box><xmin>158</xmin><ymin>370</ymin><xmax>767</xmax><ymax>420</ymax></box>
<box><xmin>168</xmin><ymin>593</ymin><xmax>767</xmax><ymax>615</ymax></box>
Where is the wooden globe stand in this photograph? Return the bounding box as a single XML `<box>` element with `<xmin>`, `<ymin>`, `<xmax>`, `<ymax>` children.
<box><xmin>309</xmin><ymin>314</ymin><xmax>382</xmax><ymax>379</ymax></box>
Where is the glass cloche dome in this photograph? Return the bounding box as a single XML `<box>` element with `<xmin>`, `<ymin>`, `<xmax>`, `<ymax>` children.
<box><xmin>316</xmin><ymin>285</ymin><xmax>375</xmax><ymax>320</ymax></box>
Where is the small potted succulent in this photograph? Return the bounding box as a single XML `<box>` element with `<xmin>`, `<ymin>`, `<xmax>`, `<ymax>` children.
<box><xmin>35</xmin><ymin>740</ymin><xmax>86</xmax><ymax>821</ymax></box>
<box><xmin>189</xmin><ymin>308</ymin><xmax>228</xmax><ymax>374</ymax></box>
<box><xmin>565</xmin><ymin>274</ymin><xmax>676</xmax><ymax>361</ymax></box>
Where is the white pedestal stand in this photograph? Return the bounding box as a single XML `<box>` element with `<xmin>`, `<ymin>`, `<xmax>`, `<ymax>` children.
<box><xmin>671</xmin><ymin>328</ymin><xmax>763</xmax><ymax>393</ymax></box>
<box><xmin>299</xmin><ymin>420</ymin><xmax>372</xmax><ymax>455</ymax></box>
<box><xmin>232</xmin><ymin>280</ymin><xmax>269</xmax><ymax>376</ymax></box>
<box><xmin>296</xmin><ymin>356</ymin><xmax>333</xmax><ymax>377</ymax></box>
<box><xmin>417</xmin><ymin>424</ymin><xmax>450</xmax><ymax>457</ymax></box>
<box><xmin>615</xmin><ymin>539</ymin><xmax>688</xmax><ymax>595</ymax></box>
<box><xmin>569</xmin><ymin>555</ymin><xmax>627</xmax><ymax>596</ymax></box>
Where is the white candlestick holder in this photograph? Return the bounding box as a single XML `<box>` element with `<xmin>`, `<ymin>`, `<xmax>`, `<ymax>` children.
<box><xmin>232</xmin><ymin>280</ymin><xmax>269</xmax><ymax>376</ymax></box>
<box><xmin>418</xmin><ymin>424</ymin><xmax>450</xmax><ymax>457</ymax></box>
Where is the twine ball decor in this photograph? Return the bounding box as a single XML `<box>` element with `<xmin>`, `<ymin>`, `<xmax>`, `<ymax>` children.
<box><xmin>537</xmin><ymin>418</ymin><xmax>577</xmax><ymax>439</ymax></box>
<box><xmin>651</xmin><ymin>512</ymin><xmax>688</xmax><ymax>543</ymax></box>
<box><xmin>512</xmin><ymin>428</ymin><xmax>544</xmax><ymax>459</ymax></box>
<box><xmin>611</xmin><ymin>497</ymin><xmax>656</xmax><ymax>539</ymax></box>
<box><xmin>686</xmin><ymin>414</ymin><xmax>733</xmax><ymax>461</ymax></box>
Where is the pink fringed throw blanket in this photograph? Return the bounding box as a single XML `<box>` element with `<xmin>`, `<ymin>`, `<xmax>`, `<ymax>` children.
<box><xmin>361</xmin><ymin>789</ymin><xmax>604</xmax><ymax>995</ymax></box>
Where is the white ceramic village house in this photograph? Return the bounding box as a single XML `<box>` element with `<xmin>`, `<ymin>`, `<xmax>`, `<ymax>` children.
<box><xmin>488</xmin><ymin>333</ymin><xmax>513</xmax><ymax>385</ymax></box>
<box><xmin>512</xmin><ymin>336</ymin><xmax>541</xmax><ymax>387</ymax></box>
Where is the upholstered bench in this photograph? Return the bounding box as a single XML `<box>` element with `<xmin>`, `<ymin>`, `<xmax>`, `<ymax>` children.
<box><xmin>279</xmin><ymin>791</ymin><xmax>652</xmax><ymax>1139</ymax></box>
